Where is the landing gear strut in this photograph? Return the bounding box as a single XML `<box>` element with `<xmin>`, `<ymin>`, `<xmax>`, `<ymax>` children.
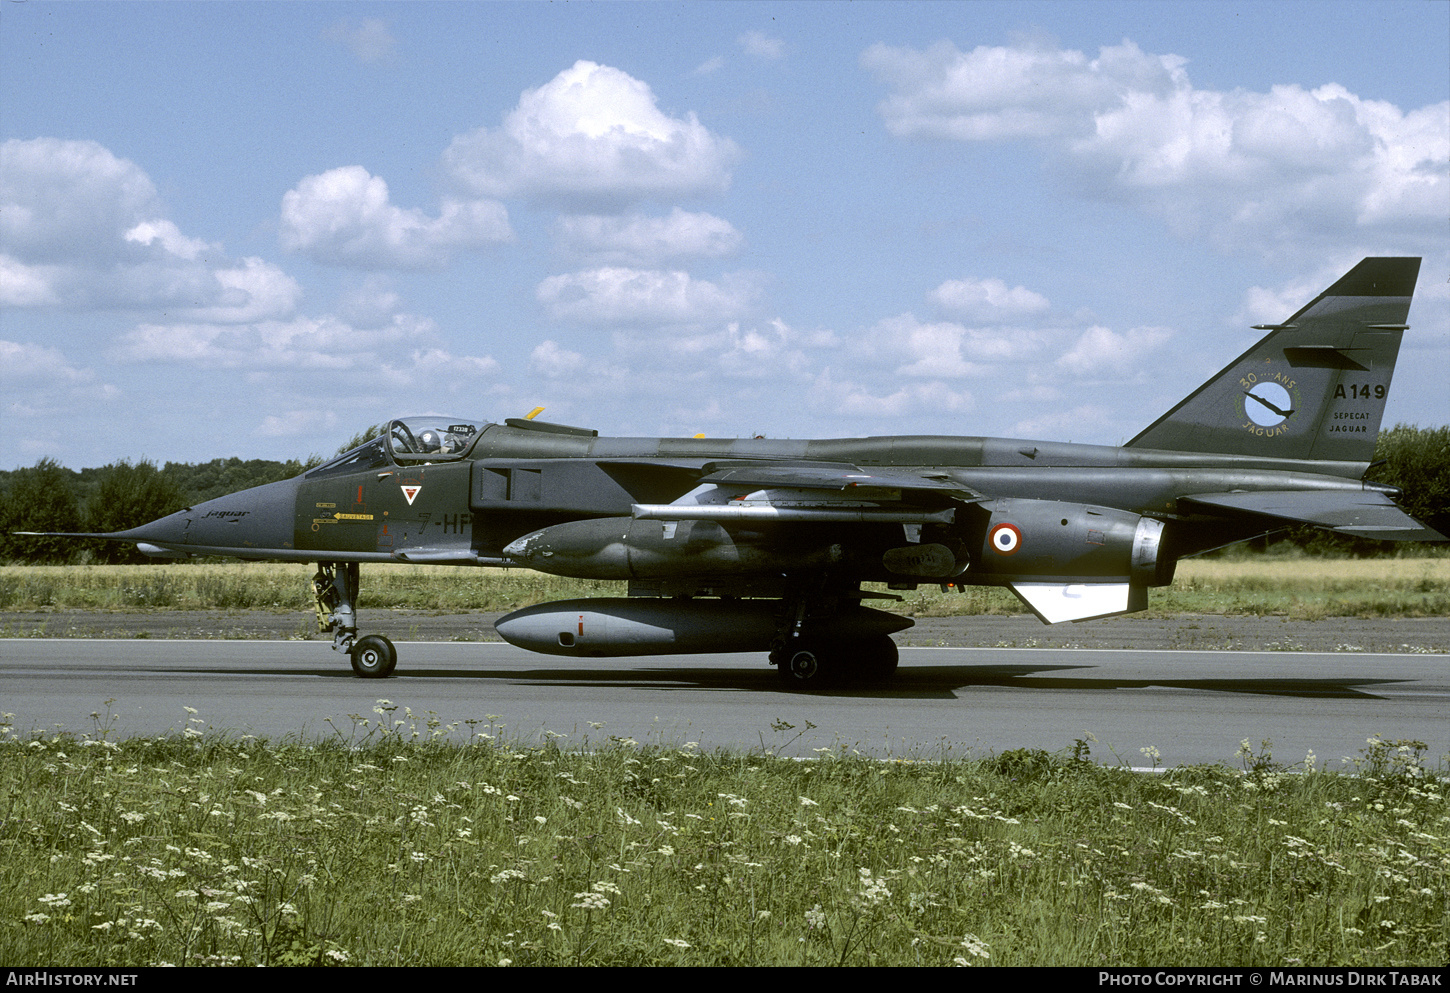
<box><xmin>313</xmin><ymin>562</ymin><xmax>396</xmax><ymax>678</ymax></box>
<box><xmin>768</xmin><ymin>596</ymin><xmax>900</xmax><ymax>689</ymax></box>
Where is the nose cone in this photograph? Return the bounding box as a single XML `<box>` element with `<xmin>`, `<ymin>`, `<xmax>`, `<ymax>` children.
<box><xmin>112</xmin><ymin>475</ymin><xmax>302</xmax><ymax>556</ymax></box>
<box><xmin>113</xmin><ymin>507</ymin><xmax>192</xmax><ymax>547</ymax></box>
<box><xmin>183</xmin><ymin>476</ymin><xmax>301</xmax><ymax>552</ymax></box>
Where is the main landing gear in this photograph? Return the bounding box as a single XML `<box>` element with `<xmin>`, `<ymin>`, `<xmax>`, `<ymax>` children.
<box><xmin>767</xmin><ymin>597</ymin><xmax>901</xmax><ymax>690</ymax></box>
<box><xmin>771</xmin><ymin>634</ymin><xmax>899</xmax><ymax>689</ymax></box>
<box><xmin>313</xmin><ymin>562</ymin><xmax>396</xmax><ymax>678</ymax></box>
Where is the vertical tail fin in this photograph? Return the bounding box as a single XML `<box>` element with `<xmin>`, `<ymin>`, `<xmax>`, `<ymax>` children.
<box><xmin>1126</xmin><ymin>258</ymin><xmax>1421</xmax><ymax>463</ymax></box>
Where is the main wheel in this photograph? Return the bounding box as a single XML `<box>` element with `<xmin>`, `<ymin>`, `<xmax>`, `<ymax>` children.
<box><xmin>350</xmin><ymin>634</ymin><xmax>397</xmax><ymax>678</ymax></box>
<box><xmin>777</xmin><ymin>643</ymin><xmax>833</xmax><ymax>689</ymax></box>
<box><xmin>855</xmin><ymin>635</ymin><xmax>899</xmax><ymax>682</ymax></box>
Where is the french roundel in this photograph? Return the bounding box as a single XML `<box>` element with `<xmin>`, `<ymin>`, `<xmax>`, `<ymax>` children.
<box><xmin>989</xmin><ymin>522</ymin><xmax>1022</xmax><ymax>555</ymax></box>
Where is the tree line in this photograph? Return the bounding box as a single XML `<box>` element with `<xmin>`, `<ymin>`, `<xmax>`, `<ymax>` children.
<box><xmin>0</xmin><ymin>425</ymin><xmax>1446</xmax><ymax>565</ymax></box>
<box><xmin>0</xmin><ymin>456</ymin><xmax>322</xmax><ymax>564</ymax></box>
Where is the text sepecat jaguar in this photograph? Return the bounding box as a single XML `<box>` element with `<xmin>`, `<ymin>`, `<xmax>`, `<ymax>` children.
<box><xmin>30</xmin><ymin>258</ymin><xmax>1443</xmax><ymax>686</ymax></box>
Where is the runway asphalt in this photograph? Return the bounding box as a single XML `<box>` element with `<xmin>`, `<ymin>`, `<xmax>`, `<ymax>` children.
<box><xmin>2</xmin><ymin>636</ymin><xmax>1445</xmax><ymax>769</ymax></box>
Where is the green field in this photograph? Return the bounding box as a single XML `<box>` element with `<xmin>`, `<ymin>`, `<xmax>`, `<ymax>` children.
<box><xmin>0</xmin><ymin>716</ymin><xmax>1443</xmax><ymax>967</ymax></box>
<box><xmin>0</xmin><ymin>557</ymin><xmax>1446</xmax><ymax>619</ymax></box>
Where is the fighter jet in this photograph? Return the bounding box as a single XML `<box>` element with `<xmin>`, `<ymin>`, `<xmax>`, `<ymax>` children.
<box><xmin>28</xmin><ymin>257</ymin><xmax>1441</xmax><ymax>685</ymax></box>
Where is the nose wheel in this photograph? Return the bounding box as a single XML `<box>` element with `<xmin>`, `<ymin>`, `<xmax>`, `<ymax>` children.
<box><xmin>350</xmin><ymin>634</ymin><xmax>397</xmax><ymax>678</ymax></box>
<box><xmin>314</xmin><ymin>562</ymin><xmax>398</xmax><ymax>678</ymax></box>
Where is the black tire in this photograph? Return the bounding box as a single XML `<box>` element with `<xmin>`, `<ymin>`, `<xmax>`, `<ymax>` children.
<box><xmin>778</xmin><ymin>643</ymin><xmax>832</xmax><ymax>689</ymax></box>
<box><xmin>350</xmin><ymin>634</ymin><xmax>397</xmax><ymax>678</ymax></box>
<box><xmin>856</xmin><ymin>635</ymin><xmax>899</xmax><ymax>681</ymax></box>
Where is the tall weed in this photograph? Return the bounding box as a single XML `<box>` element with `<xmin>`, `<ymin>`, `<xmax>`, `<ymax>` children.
<box><xmin>0</xmin><ymin>713</ymin><xmax>1443</xmax><ymax>967</ymax></box>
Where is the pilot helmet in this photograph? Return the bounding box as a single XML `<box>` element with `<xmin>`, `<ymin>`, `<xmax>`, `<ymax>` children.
<box><xmin>418</xmin><ymin>430</ymin><xmax>442</xmax><ymax>453</ymax></box>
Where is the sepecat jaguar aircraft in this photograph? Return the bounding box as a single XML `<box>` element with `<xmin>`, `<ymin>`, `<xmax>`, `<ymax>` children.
<box><xmin>27</xmin><ymin>257</ymin><xmax>1442</xmax><ymax>686</ymax></box>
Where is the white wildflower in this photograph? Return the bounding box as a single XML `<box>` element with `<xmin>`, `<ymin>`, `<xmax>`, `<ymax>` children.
<box><xmin>571</xmin><ymin>891</ymin><xmax>610</xmax><ymax>911</ymax></box>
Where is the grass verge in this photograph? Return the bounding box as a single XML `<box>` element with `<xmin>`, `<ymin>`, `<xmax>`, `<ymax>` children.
<box><xmin>0</xmin><ymin>558</ymin><xmax>1447</xmax><ymax>619</ymax></box>
<box><xmin>1</xmin><ymin>711</ymin><xmax>1443</xmax><ymax>967</ymax></box>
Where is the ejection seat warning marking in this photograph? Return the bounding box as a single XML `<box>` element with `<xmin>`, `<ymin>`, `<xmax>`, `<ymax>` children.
<box><xmin>335</xmin><ymin>513</ymin><xmax>374</xmax><ymax>521</ymax></box>
<box><xmin>401</xmin><ymin>485</ymin><xmax>422</xmax><ymax>505</ymax></box>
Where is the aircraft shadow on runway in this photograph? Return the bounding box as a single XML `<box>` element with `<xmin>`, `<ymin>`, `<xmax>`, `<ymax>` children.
<box><xmin>182</xmin><ymin>662</ymin><xmax>1411</xmax><ymax>701</ymax></box>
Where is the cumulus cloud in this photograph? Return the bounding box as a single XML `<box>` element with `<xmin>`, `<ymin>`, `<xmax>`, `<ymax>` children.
<box><xmin>124</xmin><ymin>219</ymin><xmax>211</xmax><ymax>261</ymax></box>
<box><xmin>442</xmin><ymin>61</ymin><xmax>740</xmax><ymax>209</ymax></box>
<box><xmin>323</xmin><ymin>18</ymin><xmax>398</xmax><ymax>65</ymax></box>
<box><xmin>335</xmin><ymin>275</ymin><xmax>405</xmax><ymax>330</ymax></box>
<box><xmin>0</xmin><ymin>340</ymin><xmax>94</xmax><ymax>384</ymax></box>
<box><xmin>556</xmin><ymin>208</ymin><xmax>742</xmax><ymax>264</ymax></box>
<box><xmin>796</xmin><ymin>296</ymin><xmax>1181</xmax><ymax>431</ymax></box>
<box><xmin>739</xmin><ymin>31</ymin><xmax>785</xmax><ymax>60</ymax></box>
<box><xmin>187</xmin><ymin>257</ymin><xmax>302</xmax><ymax>323</ymax></box>
<box><xmin>859</xmin><ymin>312</ymin><xmax>1049</xmax><ymax>380</ymax></box>
<box><xmin>710</xmin><ymin>321</ymin><xmax>805</xmax><ymax>377</ymax></box>
<box><xmin>1236</xmin><ymin>271</ymin><xmax>1337</xmax><ymax>328</ymax></box>
<box><xmin>0</xmin><ymin>255</ymin><xmax>62</xmax><ymax>307</ymax></box>
<box><xmin>863</xmin><ymin>39</ymin><xmax>1178</xmax><ymax>141</ymax></box>
<box><xmin>2</xmin><ymin>340</ymin><xmax>120</xmax><ymax>453</ymax></box>
<box><xmin>863</xmin><ymin>39</ymin><xmax>1449</xmax><ymax>255</ymax></box>
<box><xmin>280</xmin><ymin>165</ymin><xmax>512</xmax><ymax>269</ymax></box>
<box><xmin>0</xmin><ymin>137</ymin><xmax>301</xmax><ymax>319</ymax></box>
<box><xmin>809</xmin><ymin>368</ymin><xmax>975</xmax><ymax>419</ymax></box>
<box><xmin>111</xmin><ymin>308</ymin><xmax>500</xmax><ymax>394</ymax></box>
<box><xmin>378</xmin><ymin>348</ymin><xmax>500</xmax><ymax>388</ymax></box>
<box><xmin>929</xmin><ymin>276</ymin><xmax>1050</xmax><ymax>320</ymax></box>
<box><xmin>536</xmin><ymin>266</ymin><xmax>758</xmax><ymax>326</ymax></box>
<box><xmin>693</xmin><ymin>55</ymin><xmax>727</xmax><ymax>76</ymax></box>
<box><xmin>1</xmin><ymin>137</ymin><xmax>164</xmax><ymax>264</ymax></box>
<box><xmin>615</xmin><ymin>318</ymin><xmax>836</xmax><ymax>380</ymax></box>
<box><xmin>530</xmin><ymin>339</ymin><xmax>587</xmax><ymax>378</ymax></box>
<box><xmin>1</xmin><ymin>245</ymin><xmax>300</xmax><ymax>320</ymax></box>
<box><xmin>256</xmin><ymin>409</ymin><xmax>340</xmax><ymax>438</ymax></box>
<box><xmin>1056</xmin><ymin>324</ymin><xmax>1173</xmax><ymax>375</ymax></box>
<box><xmin>1012</xmin><ymin>405</ymin><xmax>1116</xmax><ymax>441</ymax></box>
<box><xmin>114</xmin><ymin>312</ymin><xmax>429</xmax><ymax>370</ymax></box>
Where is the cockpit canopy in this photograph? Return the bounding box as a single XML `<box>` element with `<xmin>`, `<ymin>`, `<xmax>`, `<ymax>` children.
<box><xmin>387</xmin><ymin>416</ymin><xmax>486</xmax><ymax>459</ymax></box>
<box><xmin>307</xmin><ymin>416</ymin><xmax>489</xmax><ymax>479</ymax></box>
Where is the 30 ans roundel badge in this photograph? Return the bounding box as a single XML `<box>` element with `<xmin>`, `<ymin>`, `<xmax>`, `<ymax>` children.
<box><xmin>1238</xmin><ymin>363</ymin><xmax>1299</xmax><ymax>438</ymax></box>
<box><xmin>988</xmin><ymin>522</ymin><xmax>1022</xmax><ymax>555</ymax></box>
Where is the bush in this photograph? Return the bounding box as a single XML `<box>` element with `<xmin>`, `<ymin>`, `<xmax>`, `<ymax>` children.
<box><xmin>85</xmin><ymin>459</ymin><xmax>186</xmax><ymax>564</ymax></box>
<box><xmin>0</xmin><ymin>458</ymin><xmax>84</xmax><ymax>564</ymax></box>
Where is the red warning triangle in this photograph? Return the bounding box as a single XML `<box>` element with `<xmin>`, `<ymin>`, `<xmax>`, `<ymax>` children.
<box><xmin>401</xmin><ymin>485</ymin><xmax>422</xmax><ymax>505</ymax></box>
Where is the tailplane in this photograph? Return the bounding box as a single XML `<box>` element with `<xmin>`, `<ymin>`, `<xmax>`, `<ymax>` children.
<box><xmin>1127</xmin><ymin>257</ymin><xmax>1421</xmax><ymax>463</ymax></box>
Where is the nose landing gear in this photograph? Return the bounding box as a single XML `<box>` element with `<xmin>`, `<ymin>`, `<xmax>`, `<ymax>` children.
<box><xmin>313</xmin><ymin>562</ymin><xmax>397</xmax><ymax>677</ymax></box>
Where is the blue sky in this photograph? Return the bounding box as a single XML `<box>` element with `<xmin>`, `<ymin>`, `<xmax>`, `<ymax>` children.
<box><xmin>2</xmin><ymin>0</ymin><xmax>1446</xmax><ymax>470</ymax></box>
